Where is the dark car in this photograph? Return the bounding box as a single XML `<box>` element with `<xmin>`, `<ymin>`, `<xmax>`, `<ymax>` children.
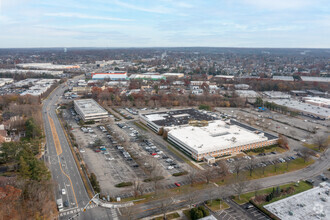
<box><xmin>63</xmin><ymin>200</ymin><xmax>69</xmax><ymax>207</ymax></box>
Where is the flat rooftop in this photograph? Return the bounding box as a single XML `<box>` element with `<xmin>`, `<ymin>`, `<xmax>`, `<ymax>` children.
<box><xmin>142</xmin><ymin>109</ymin><xmax>217</xmax><ymax>127</ymax></box>
<box><xmin>168</xmin><ymin>120</ymin><xmax>269</xmax><ymax>154</ymax></box>
<box><xmin>272</xmin><ymin>99</ymin><xmax>329</xmax><ymax>118</ymax></box>
<box><xmin>264</xmin><ymin>182</ymin><xmax>330</xmax><ymax>220</ymax></box>
<box><xmin>74</xmin><ymin>99</ymin><xmax>108</xmax><ymax>116</ymax></box>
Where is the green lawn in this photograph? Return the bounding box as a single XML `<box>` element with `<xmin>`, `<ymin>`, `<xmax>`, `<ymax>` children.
<box><xmin>245</xmin><ymin>145</ymin><xmax>287</xmax><ymax>156</ymax></box>
<box><xmin>247</xmin><ymin>157</ymin><xmax>314</xmax><ymax>180</ymax></box>
<box><xmin>233</xmin><ymin>181</ymin><xmax>313</xmax><ymax>205</ymax></box>
<box><xmin>304</xmin><ymin>143</ymin><xmax>323</xmax><ymax>152</ymax></box>
<box><xmin>206</xmin><ymin>199</ymin><xmax>230</xmax><ymax>211</ymax></box>
<box><xmin>154</xmin><ymin>212</ymin><xmax>180</xmax><ymax>220</ymax></box>
<box><xmin>183</xmin><ymin>209</ymin><xmax>192</xmax><ymax>220</ymax></box>
<box><xmin>216</xmin><ymin>158</ymin><xmax>314</xmax><ymax>186</ymax></box>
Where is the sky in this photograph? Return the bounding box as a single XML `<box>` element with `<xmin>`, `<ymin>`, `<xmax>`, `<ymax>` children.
<box><xmin>0</xmin><ymin>0</ymin><xmax>329</xmax><ymax>48</ymax></box>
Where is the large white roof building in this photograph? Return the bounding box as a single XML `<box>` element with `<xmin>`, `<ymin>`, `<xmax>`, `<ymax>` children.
<box><xmin>74</xmin><ymin>99</ymin><xmax>108</xmax><ymax>122</ymax></box>
<box><xmin>168</xmin><ymin>120</ymin><xmax>277</xmax><ymax>161</ymax></box>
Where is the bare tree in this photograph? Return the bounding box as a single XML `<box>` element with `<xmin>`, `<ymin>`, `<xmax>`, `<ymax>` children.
<box><xmin>214</xmin><ymin>160</ymin><xmax>229</xmax><ymax>179</ymax></box>
<box><xmin>159</xmin><ymin>196</ymin><xmax>174</xmax><ymax>220</ymax></box>
<box><xmin>300</xmin><ymin>148</ymin><xmax>312</xmax><ymax>163</ymax></box>
<box><xmin>202</xmin><ymin>167</ymin><xmax>215</xmax><ymax>184</ymax></box>
<box><xmin>230</xmin><ymin>174</ymin><xmax>249</xmax><ymax>200</ymax></box>
<box><xmin>131</xmin><ymin>179</ymin><xmax>144</xmax><ymax>198</ymax></box>
<box><xmin>314</xmin><ymin>135</ymin><xmax>329</xmax><ymax>151</ymax></box>
<box><xmin>217</xmin><ymin>186</ymin><xmax>228</xmax><ymax>209</ymax></box>
<box><xmin>185</xmin><ymin>168</ymin><xmax>199</xmax><ymax>186</ymax></box>
<box><xmin>232</xmin><ymin>159</ymin><xmax>245</xmax><ymax>178</ymax></box>
<box><xmin>119</xmin><ymin>205</ymin><xmax>137</xmax><ymax>220</ymax></box>
<box><xmin>274</xmin><ymin>161</ymin><xmax>280</xmax><ymax>172</ymax></box>
<box><xmin>186</xmin><ymin>188</ymin><xmax>199</xmax><ymax>208</ymax></box>
<box><xmin>246</xmin><ymin>159</ymin><xmax>256</xmax><ymax>177</ymax></box>
<box><xmin>145</xmin><ymin>157</ymin><xmax>164</xmax><ymax>195</ymax></box>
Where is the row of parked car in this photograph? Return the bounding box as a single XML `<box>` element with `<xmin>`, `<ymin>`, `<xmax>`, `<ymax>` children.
<box><xmin>125</xmin><ymin>107</ymin><xmax>138</xmax><ymax>115</ymax></box>
<box><xmin>142</xmin><ymin>140</ymin><xmax>180</xmax><ymax>170</ymax></box>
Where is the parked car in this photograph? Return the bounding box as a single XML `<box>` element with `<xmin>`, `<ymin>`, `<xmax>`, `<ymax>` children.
<box><xmin>63</xmin><ymin>200</ymin><xmax>69</xmax><ymax>207</ymax></box>
<box><xmin>62</xmin><ymin>189</ymin><xmax>66</xmax><ymax>195</ymax></box>
<box><xmin>175</xmin><ymin>182</ymin><xmax>181</xmax><ymax>187</ymax></box>
<box><xmin>167</xmin><ymin>166</ymin><xmax>174</xmax><ymax>170</ymax></box>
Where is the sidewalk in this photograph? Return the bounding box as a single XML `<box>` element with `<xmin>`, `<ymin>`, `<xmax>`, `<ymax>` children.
<box><xmin>140</xmin><ymin>207</ymin><xmax>189</xmax><ymax>220</ymax></box>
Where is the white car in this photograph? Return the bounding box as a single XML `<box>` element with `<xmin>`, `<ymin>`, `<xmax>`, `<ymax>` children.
<box><xmin>301</xmin><ymin>139</ymin><xmax>306</xmax><ymax>142</ymax></box>
<box><xmin>62</xmin><ymin>189</ymin><xmax>66</xmax><ymax>195</ymax></box>
<box><xmin>153</xmin><ymin>155</ymin><xmax>160</xmax><ymax>158</ymax></box>
<box><xmin>167</xmin><ymin>166</ymin><xmax>174</xmax><ymax>170</ymax></box>
<box><xmin>80</xmin><ymin>149</ymin><xmax>85</xmax><ymax>153</ymax></box>
<box><xmin>106</xmin><ymin>157</ymin><xmax>114</xmax><ymax>161</ymax></box>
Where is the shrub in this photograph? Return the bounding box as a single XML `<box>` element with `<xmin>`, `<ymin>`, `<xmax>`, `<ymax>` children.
<box><xmin>199</xmin><ymin>104</ymin><xmax>211</xmax><ymax>111</ymax></box>
<box><xmin>115</xmin><ymin>182</ymin><xmax>133</xmax><ymax>187</ymax></box>
<box><xmin>143</xmin><ymin>176</ymin><xmax>164</xmax><ymax>182</ymax></box>
<box><xmin>172</xmin><ymin>171</ymin><xmax>188</xmax><ymax>177</ymax></box>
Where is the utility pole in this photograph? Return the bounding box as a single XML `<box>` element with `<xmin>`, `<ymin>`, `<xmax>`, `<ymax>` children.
<box><xmin>67</xmin><ymin>193</ymin><xmax>99</xmax><ymax>220</ymax></box>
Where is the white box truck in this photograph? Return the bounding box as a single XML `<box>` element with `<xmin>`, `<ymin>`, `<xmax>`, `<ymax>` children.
<box><xmin>57</xmin><ymin>198</ymin><xmax>64</xmax><ymax>212</ymax></box>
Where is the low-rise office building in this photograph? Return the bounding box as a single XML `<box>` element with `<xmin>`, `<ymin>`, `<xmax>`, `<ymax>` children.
<box><xmin>74</xmin><ymin>99</ymin><xmax>108</xmax><ymax>121</ymax></box>
<box><xmin>167</xmin><ymin>119</ymin><xmax>277</xmax><ymax>161</ymax></box>
<box><xmin>139</xmin><ymin>108</ymin><xmax>216</xmax><ymax>133</ymax></box>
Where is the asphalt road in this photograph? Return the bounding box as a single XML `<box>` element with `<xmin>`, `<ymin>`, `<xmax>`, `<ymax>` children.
<box><xmin>43</xmin><ymin>83</ymin><xmax>329</xmax><ymax>219</ymax></box>
<box><xmin>43</xmin><ymin>79</ymin><xmax>118</xmax><ymax>220</ymax></box>
<box><xmin>134</xmin><ymin>147</ymin><xmax>330</xmax><ymax>219</ymax></box>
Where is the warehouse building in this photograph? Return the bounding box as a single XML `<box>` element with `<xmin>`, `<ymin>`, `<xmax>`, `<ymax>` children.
<box><xmin>167</xmin><ymin>119</ymin><xmax>277</xmax><ymax>161</ymax></box>
<box><xmin>129</xmin><ymin>74</ymin><xmax>165</xmax><ymax>81</ymax></box>
<box><xmin>264</xmin><ymin>182</ymin><xmax>330</xmax><ymax>220</ymax></box>
<box><xmin>139</xmin><ymin>109</ymin><xmax>217</xmax><ymax>133</ymax></box>
<box><xmin>272</xmin><ymin>99</ymin><xmax>330</xmax><ymax>120</ymax></box>
<box><xmin>91</xmin><ymin>71</ymin><xmax>127</xmax><ymax>80</ymax></box>
<box><xmin>162</xmin><ymin>73</ymin><xmax>184</xmax><ymax>78</ymax></box>
<box><xmin>74</xmin><ymin>99</ymin><xmax>108</xmax><ymax>122</ymax></box>
<box><xmin>303</xmin><ymin>97</ymin><xmax>330</xmax><ymax>108</ymax></box>
<box><xmin>263</xmin><ymin>91</ymin><xmax>291</xmax><ymax>99</ymax></box>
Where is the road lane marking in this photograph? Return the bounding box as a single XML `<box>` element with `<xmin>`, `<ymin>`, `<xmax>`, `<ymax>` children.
<box><xmin>48</xmin><ymin>114</ymin><xmax>79</xmax><ymax>208</ymax></box>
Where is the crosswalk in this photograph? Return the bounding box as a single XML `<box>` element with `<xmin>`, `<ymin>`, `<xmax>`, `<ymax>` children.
<box><xmin>59</xmin><ymin>204</ymin><xmax>98</xmax><ymax>216</ymax></box>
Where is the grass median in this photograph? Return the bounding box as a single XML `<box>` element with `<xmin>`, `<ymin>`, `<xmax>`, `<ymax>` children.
<box><xmin>233</xmin><ymin>181</ymin><xmax>312</xmax><ymax>205</ymax></box>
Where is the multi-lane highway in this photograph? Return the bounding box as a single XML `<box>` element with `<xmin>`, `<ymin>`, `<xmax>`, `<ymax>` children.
<box><xmin>43</xmin><ymin>80</ymin><xmax>118</xmax><ymax>220</ymax></box>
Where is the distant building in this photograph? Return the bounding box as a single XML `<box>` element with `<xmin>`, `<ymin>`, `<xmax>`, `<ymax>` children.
<box><xmin>300</xmin><ymin>76</ymin><xmax>330</xmax><ymax>83</ymax></box>
<box><xmin>162</xmin><ymin>73</ymin><xmax>184</xmax><ymax>78</ymax></box>
<box><xmin>271</xmin><ymin>99</ymin><xmax>330</xmax><ymax>120</ymax></box>
<box><xmin>74</xmin><ymin>99</ymin><xmax>108</xmax><ymax>122</ymax></box>
<box><xmin>235</xmin><ymin>90</ymin><xmax>260</xmax><ymax>98</ymax></box>
<box><xmin>234</xmin><ymin>84</ymin><xmax>249</xmax><ymax>90</ymax></box>
<box><xmin>263</xmin><ymin>91</ymin><xmax>291</xmax><ymax>99</ymax></box>
<box><xmin>303</xmin><ymin>97</ymin><xmax>330</xmax><ymax>108</ymax></box>
<box><xmin>16</xmin><ymin>63</ymin><xmax>79</xmax><ymax>70</ymax></box>
<box><xmin>129</xmin><ymin>74</ymin><xmax>165</xmax><ymax>81</ymax></box>
<box><xmin>272</xmin><ymin>76</ymin><xmax>294</xmax><ymax>81</ymax></box>
<box><xmin>306</xmin><ymin>90</ymin><xmax>327</xmax><ymax>98</ymax></box>
<box><xmin>91</xmin><ymin>71</ymin><xmax>127</xmax><ymax>80</ymax></box>
<box><xmin>290</xmin><ymin>90</ymin><xmax>308</xmax><ymax>97</ymax></box>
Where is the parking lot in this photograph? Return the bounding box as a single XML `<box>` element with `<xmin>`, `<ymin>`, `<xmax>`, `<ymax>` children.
<box><xmin>216</xmin><ymin>107</ymin><xmax>329</xmax><ymax>152</ymax></box>
<box><xmin>212</xmin><ymin>199</ymin><xmax>271</xmax><ymax>220</ymax></box>
<box><xmin>72</xmin><ymin>123</ymin><xmax>147</xmax><ymax>197</ymax></box>
<box><xmin>64</xmin><ymin>107</ymin><xmax>196</xmax><ymax>199</ymax></box>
